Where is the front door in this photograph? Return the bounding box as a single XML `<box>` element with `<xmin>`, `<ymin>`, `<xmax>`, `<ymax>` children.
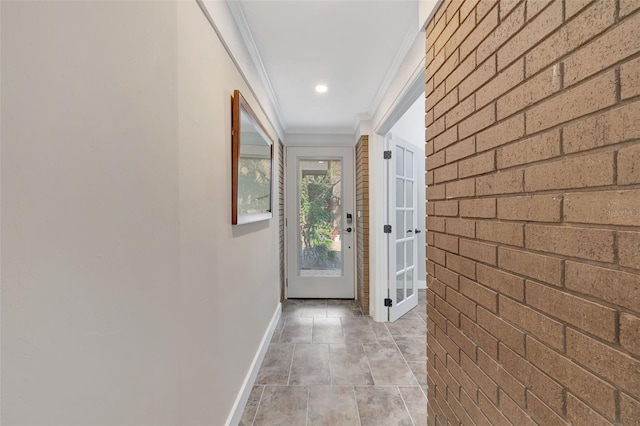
<box><xmin>388</xmin><ymin>135</ymin><xmax>419</xmax><ymax>321</ymax></box>
<box><xmin>285</xmin><ymin>146</ymin><xmax>355</xmax><ymax>298</ymax></box>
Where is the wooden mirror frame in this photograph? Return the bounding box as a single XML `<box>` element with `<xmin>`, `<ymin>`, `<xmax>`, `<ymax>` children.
<box><xmin>232</xmin><ymin>89</ymin><xmax>274</xmax><ymax>225</ymax></box>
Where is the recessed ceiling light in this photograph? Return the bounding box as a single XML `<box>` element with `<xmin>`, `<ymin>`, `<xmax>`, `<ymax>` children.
<box><xmin>315</xmin><ymin>84</ymin><xmax>328</xmax><ymax>94</ymax></box>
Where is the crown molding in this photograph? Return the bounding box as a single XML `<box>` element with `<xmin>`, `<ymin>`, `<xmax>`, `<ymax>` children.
<box><xmin>226</xmin><ymin>0</ymin><xmax>288</xmax><ymax>134</ymax></box>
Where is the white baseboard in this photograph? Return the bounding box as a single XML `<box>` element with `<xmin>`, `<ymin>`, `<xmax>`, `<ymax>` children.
<box><xmin>417</xmin><ymin>280</ymin><xmax>427</xmax><ymax>289</ymax></box>
<box><xmin>226</xmin><ymin>302</ymin><xmax>282</xmax><ymax>426</ymax></box>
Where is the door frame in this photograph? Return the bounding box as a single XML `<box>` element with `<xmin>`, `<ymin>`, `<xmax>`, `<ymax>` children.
<box><xmin>284</xmin><ymin>146</ymin><xmax>357</xmax><ymax>299</ymax></box>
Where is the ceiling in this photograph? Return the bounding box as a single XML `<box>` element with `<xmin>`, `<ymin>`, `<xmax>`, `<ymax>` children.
<box><xmin>231</xmin><ymin>0</ymin><xmax>420</xmax><ymax>134</ymax></box>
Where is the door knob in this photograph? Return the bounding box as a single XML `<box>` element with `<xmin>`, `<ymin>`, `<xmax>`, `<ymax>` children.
<box><xmin>344</xmin><ymin>227</ymin><xmax>352</xmax><ymax>233</ymax></box>
<box><xmin>415</xmin><ymin>229</ymin><xmax>422</xmax><ymax>234</ymax></box>
<box><xmin>406</xmin><ymin>230</ymin><xmax>413</xmax><ymax>233</ymax></box>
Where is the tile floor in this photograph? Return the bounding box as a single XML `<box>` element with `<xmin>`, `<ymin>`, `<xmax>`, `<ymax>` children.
<box><xmin>239</xmin><ymin>290</ymin><xmax>427</xmax><ymax>426</ymax></box>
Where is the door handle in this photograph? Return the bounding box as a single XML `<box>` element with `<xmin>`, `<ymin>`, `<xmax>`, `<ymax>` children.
<box><xmin>414</xmin><ymin>229</ymin><xmax>422</xmax><ymax>234</ymax></box>
<box><xmin>406</xmin><ymin>230</ymin><xmax>413</xmax><ymax>233</ymax></box>
<box><xmin>344</xmin><ymin>227</ymin><xmax>352</xmax><ymax>233</ymax></box>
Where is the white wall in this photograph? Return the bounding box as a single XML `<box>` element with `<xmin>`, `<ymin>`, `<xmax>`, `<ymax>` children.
<box><xmin>1</xmin><ymin>1</ymin><xmax>280</xmax><ymax>424</ymax></box>
<box><xmin>389</xmin><ymin>94</ymin><xmax>427</xmax><ymax>287</ymax></box>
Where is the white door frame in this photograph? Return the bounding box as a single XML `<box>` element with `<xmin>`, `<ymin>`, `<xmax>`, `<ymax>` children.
<box><xmin>284</xmin><ymin>146</ymin><xmax>357</xmax><ymax>299</ymax></box>
<box><xmin>368</xmin><ymin>62</ymin><xmax>426</xmax><ymax>322</ymax></box>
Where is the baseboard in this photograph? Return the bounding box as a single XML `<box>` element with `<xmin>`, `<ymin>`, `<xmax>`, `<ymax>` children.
<box><xmin>226</xmin><ymin>302</ymin><xmax>282</xmax><ymax>426</ymax></box>
<box><xmin>417</xmin><ymin>280</ymin><xmax>427</xmax><ymax>290</ymax></box>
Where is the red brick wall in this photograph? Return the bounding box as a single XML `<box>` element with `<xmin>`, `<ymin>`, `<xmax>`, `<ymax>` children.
<box><xmin>356</xmin><ymin>136</ymin><xmax>370</xmax><ymax>314</ymax></box>
<box><xmin>425</xmin><ymin>0</ymin><xmax>640</xmax><ymax>424</ymax></box>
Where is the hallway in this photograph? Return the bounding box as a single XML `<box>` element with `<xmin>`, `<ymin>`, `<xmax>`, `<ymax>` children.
<box><xmin>239</xmin><ymin>290</ymin><xmax>427</xmax><ymax>425</ymax></box>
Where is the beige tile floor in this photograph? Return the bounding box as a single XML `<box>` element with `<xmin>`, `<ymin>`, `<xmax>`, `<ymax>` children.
<box><xmin>239</xmin><ymin>289</ymin><xmax>427</xmax><ymax>426</ymax></box>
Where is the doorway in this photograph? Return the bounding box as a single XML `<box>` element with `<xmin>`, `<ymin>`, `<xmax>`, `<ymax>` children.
<box><xmin>285</xmin><ymin>146</ymin><xmax>356</xmax><ymax>298</ymax></box>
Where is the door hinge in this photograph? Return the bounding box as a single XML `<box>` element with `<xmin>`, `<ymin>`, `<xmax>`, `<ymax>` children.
<box><xmin>383</xmin><ymin>225</ymin><xmax>392</xmax><ymax>233</ymax></box>
<box><xmin>383</xmin><ymin>150</ymin><xmax>392</xmax><ymax>159</ymax></box>
<box><xmin>384</xmin><ymin>298</ymin><xmax>393</xmax><ymax>307</ymax></box>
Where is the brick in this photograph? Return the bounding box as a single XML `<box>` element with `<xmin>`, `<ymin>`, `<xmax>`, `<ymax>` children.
<box><xmin>564</xmin><ymin>101</ymin><xmax>640</xmax><ymax>154</ymax></box>
<box><xmin>459</xmin><ymin>56</ymin><xmax>496</xmax><ymax>100</ymax></box>
<box><xmin>445</xmin><ymin>95</ymin><xmax>475</xmax><ymax>128</ymax></box>
<box><xmin>430</xmin><ymin>114</ymin><xmax>446</xmax><ymax>138</ymax></box>
<box><xmin>498</xmin><ymin>247</ymin><xmax>562</xmax><ymax>286</ymax></box>
<box><xmin>500</xmin><ymin>390</ymin><xmax>535</xmax><ymax>426</ymax></box>
<box><xmin>434</xmin><ymin>88</ymin><xmax>459</xmax><ymax>119</ymax></box>
<box><xmin>621</xmin><ymin>393</ymin><xmax>640</xmax><ymax>425</ymax></box>
<box><xmin>447</xmin><ymin>322</ymin><xmax>478</xmax><ymax>361</ymax></box>
<box><xmin>476</xmin><ymin>114</ymin><xmax>525</xmax><ymax>152</ymax></box>
<box><xmin>620</xmin><ymin>313</ymin><xmax>640</xmax><ymax>357</ymax></box>
<box><xmin>434</xmin><ymin>50</ymin><xmax>462</xmax><ymax>89</ymax></box>
<box><xmin>458</xmin><ymin>151</ymin><xmax>495</xmax><ymax>178</ymax></box>
<box><xmin>436</xmin><ymin>324</ymin><xmax>462</xmax><ymax>364</ymax></box>
<box><xmin>526</xmin><ymin>280</ymin><xmax>617</xmax><ymax>341</ymax></box>
<box><xmin>448</xmin><ymin>389</ymin><xmax>473</xmax><ymax>425</ymax></box>
<box><xmin>619</xmin><ymin>232</ymin><xmax>640</xmax><ymax>270</ymax></box>
<box><xmin>496</xmin><ymin>129</ymin><xmax>560</xmax><ymax>169</ymax></box>
<box><xmin>526</xmin><ymin>0</ymin><xmax>615</xmax><ymax>77</ymax></box>
<box><xmin>445</xmin><ymin>218</ymin><xmax>475</xmax><ymax>238</ymax></box>
<box><xmin>435</xmin><ymin>232</ymin><xmax>459</xmax><ymax>254</ymax></box>
<box><xmin>444</xmin><ymin>9</ymin><xmax>476</xmax><ymax>63</ymax></box>
<box><xmin>498</xmin><ymin>343</ymin><xmax>565</xmax><ymax>413</ymax></box>
<box><xmin>428</xmin><ymin>150</ymin><xmax>446</xmax><ymax>170</ymax></box>
<box><xmin>460</xmin><ymin>277</ymin><xmax>497</xmax><ymax>312</ymax></box>
<box><xmin>526</xmin><ymin>335</ymin><xmax>617</xmax><ymax>420</ymax></box>
<box><xmin>476</xmin><ymin>220</ymin><xmax>524</xmax><ymax>246</ymax></box>
<box><xmin>477</xmin><ymin>307</ymin><xmax>525</xmax><ymax>355</ymax></box>
<box><xmin>445</xmin><ymin>136</ymin><xmax>475</xmax><ymax>163</ymax></box>
<box><xmin>499</xmin><ymin>296</ymin><xmax>564</xmax><ymax>350</ymax></box>
<box><xmin>564</xmin><ymin>11</ymin><xmax>640</xmax><ymax>86</ymax></box>
<box><xmin>477</xmin><ymin>2</ymin><xmax>525</xmax><ymax>64</ymax></box>
<box><xmin>436</xmin><ymin>263</ymin><xmax>460</xmax><ymax>288</ymax></box>
<box><xmin>476</xmin><ymin>0</ymin><xmax>498</xmax><ymax>21</ymax></box>
<box><xmin>433</xmin><ymin>201</ymin><xmax>458</xmax><ymax>216</ymax></box>
<box><xmin>475</xmin><ymin>59</ymin><xmax>524</xmax><ymax>108</ymax></box>
<box><xmin>446</xmin><ymin>53</ymin><xmax>477</xmax><ymax>95</ymax></box>
<box><xmin>434</xmin><ymin>10</ymin><xmax>460</xmax><ymax>55</ymax></box>
<box><xmin>445</xmin><ymin>177</ymin><xmax>475</xmax><ymax>199</ymax></box>
<box><xmin>427</xmin><ymin>183</ymin><xmax>445</xmax><ymax>200</ymax></box>
<box><xmin>476</xmin><ymin>264</ymin><xmax>524</xmax><ymax>301</ymax></box>
<box><xmin>497</xmin><ymin>0</ymin><xmax>562</xmax><ymax>70</ymax></box>
<box><xmin>526</xmin><ymin>391</ymin><xmax>567</xmax><ymax>426</ymax></box>
<box><xmin>427</xmin><ymin>79</ymin><xmax>445</xmax><ymax>109</ymax></box>
<box><xmin>460</xmin><ymin>198</ymin><xmax>496</xmax><ymax>218</ymax></box>
<box><xmin>459</xmin><ymin>6</ymin><xmax>499</xmax><ymax>60</ymax></box>
<box><xmin>459</xmin><ymin>239</ymin><xmax>497</xmax><ymax>265</ymax></box>
<box><xmin>428</xmin><ymin>246</ymin><xmax>446</xmax><ymax>266</ymax></box>
<box><xmin>566</xmin><ymin>262</ymin><xmax>640</xmax><ymax>313</ymax></box>
<box><xmin>476</xmin><ymin>169</ymin><xmax>523</xmax><ymax>195</ymax></box>
<box><xmin>460</xmin><ymin>351</ymin><xmax>499</xmax><ymax>401</ymax></box>
<box><xmin>459</xmin><ymin>104</ymin><xmax>496</xmax><ymax>140</ymax></box>
<box><xmin>460</xmin><ymin>317</ymin><xmax>498</xmax><ymax>358</ymax></box>
<box><xmin>477</xmin><ymin>390</ymin><xmax>510</xmax><ymax>425</ymax></box>
<box><xmin>434</xmin><ymin>126</ymin><xmax>458</xmax><ymax>152</ymax></box>
<box><xmin>436</xmin><ymin>294</ymin><xmax>461</xmax><ymax>327</ymax></box>
<box><xmin>565</xmin><ymin>0</ymin><xmax>596</xmax><ymax>18</ymax></box>
<box><xmin>564</xmin><ymin>189</ymin><xmax>640</xmax><ymax>225</ymax></box>
<box><xmin>427</xmin><ymin>216</ymin><xmax>446</xmax><ymax>232</ymax></box>
<box><xmin>526</xmin><ymin>0</ymin><xmax>555</xmax><ymax>20</ymax></box>
<box><xmin>434</xmin><ymin>162</ymin><xmax>458</xmax><ymax>183</ymax></box>
<box><xmin>620</xmin><ymin>0</ymin><xmax>640</xmax><ymax>17</ymax></box>
<box><xmin>566</xmin><ymin>393</ymin><xmax>611</xmax><ymax>426</ymax></box>
<box><xmin>497</xmin><ymin>64</ymin><xmax>562</xmax><ymax>120</ymax></box>
<box><xmin>461</xmin><ymin>390</ymin><xmax>490</xmax><ymax>423</ymax></box>
<box><xmin>525</xmin><ymin>224</ymin><xmax>615</xmax><ymax>262</ymax></box>
<box><xmin>524</xmin><ymin>151</ymin><xmax>615</xmax><ymax>192</ymax></box>
<box><xmin>446</xmin><ymin>252</ymin><xmax>476</xmax><ymax>279</ymax></box>
<box><xmin>477</xmin><ymin>350</ymin><xmax>525</xmax><ymax>405</ymax></box>
<box><xmin>426</xmin><ymin>171</ymin><xmax>434</xmax><ymax>186</ymax></box>
<box><xmin>619</xmin><ymin>144</ymin><xmax>640</xmax><ymax>185</ymax></box>
<box><xmin>497</xmin><ymin>194</ymin><xmax>562</xmax><ymax>222</ymax></box>
<box><xmin>446</xmin><ymin>287</ymin><xmax>477</xmax><ymax>320</ymax></box>
<box><xmin>567</xmin><ymin>328</ymin><xmax>640</xmax><ymax>396</ymax></box>
<box><xmin>526</xmin><ymin>70</ymin><xmax>617</xmax><ymax>133</ymax></box>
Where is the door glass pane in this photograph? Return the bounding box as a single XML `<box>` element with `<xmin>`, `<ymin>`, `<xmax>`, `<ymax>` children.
<box><xmin>298</xmin><ymin>159</ymin><xmax>342</xmax><ymax>277</ymax></box>
<box><xmin>406</xmin><ymin>181</ymin><xmax>414</xmax><ymax>208</ymax></box>
<box><xmin>405</xmin><ymin>150</ymin><xmax>413</xmax><ymax>178</ymax></box>
<box><xmin>407</xmin><ymin>239</ymin><xmax>414</xmax><ymax>268</ymax></box>
<box><xmin>407</xmin><ymin>211</ymin><xmax>414</xmax><ymax>232</ymax></box>
<box><xmin>396</xmin><ymin>211</ymin><xmax>404</xmax><ymax>240</ymax></box>
<box><xmin>396</xmin><ymin>147</ymin><xmax>405</xmax><ymax>177</ymax></box>
<box><xmin>406</xmin><ymin>268</ymin><xmax>414</xmax><ymax>297</ymax></box>
<box><xmin>396</xmin><ymin>178</ymin><xmax>404</xmax><ymax>208</ymax></box>
<box><xmin>396</xmin><ymin>272</ymin><xmax>405</xmax><ymax>302</ymax></box>
<box><xmin>396</xmin><ymin>241</ymin><xmax>404</xmax><ymax>272</ymax></box>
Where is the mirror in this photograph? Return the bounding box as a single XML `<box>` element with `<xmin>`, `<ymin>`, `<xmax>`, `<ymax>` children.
<box><xmin>232</xmin><ymin>90</ymin><xmax>274</xmax><ymax>225</ymax></box>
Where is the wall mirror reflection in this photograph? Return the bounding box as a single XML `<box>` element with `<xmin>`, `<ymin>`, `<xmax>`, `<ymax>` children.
<box><xmin>232</xmin><ymin>89</ymin><xmax>274</xmax><ymax>225</ymax></box>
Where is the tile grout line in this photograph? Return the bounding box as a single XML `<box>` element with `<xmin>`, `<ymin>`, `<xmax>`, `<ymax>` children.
<box><xmin>249</xmin><ymin>386</ymin><xmax>265</xmax><ymax>426</ymax></box>
<box><xmin>286</xmin><ymin>343</ymin><xmax>296</xmax><ymax>386</ymax></box>
<box><xmin>352</xmin><ymin>386</ymin><xmax>364</xmax><ymax>426</ymax></box>
<box><xmin>397</xmin><ymin>386</ymin><xmax>417</xmax><ymax>426</ymax></box>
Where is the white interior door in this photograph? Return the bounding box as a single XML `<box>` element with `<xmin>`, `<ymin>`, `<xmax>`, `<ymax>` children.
<box><xmin>388</xmin><ymin>136</ymin><xmax>419</xmax><ymax>321</ymax></box>
<box><xmin>286</xmin><ymin>146</ymin><xmax>355</xmax><ymax>299</ymax></box>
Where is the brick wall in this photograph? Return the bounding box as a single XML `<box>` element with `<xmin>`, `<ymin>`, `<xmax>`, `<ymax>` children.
<box><xmin>356</xmin><ymin>136</ymin><xmax>370</xmax><ymax>314</ymax></box>
<box><xmin>279</xmin><ymin>140</ymin><xmax>285</xmax><ymax>302</ymax></box>
<box><xmin>425</xmin><ymin>0</ymin><xmax>640</xmax><ymax>424</ymax></box>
